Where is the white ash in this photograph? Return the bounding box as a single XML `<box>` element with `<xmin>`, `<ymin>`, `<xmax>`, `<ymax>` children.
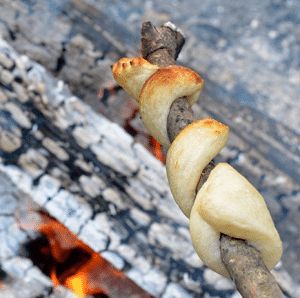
<box><xmin>162</xmin><ymin>282</ymin><xmax>194</xmax><ymax>298</ymax></box>
<box><xmin>1</xmin><ymin>257</ymin><xmax>78</xmax><ymax>298</ymax></box>
<box><xmin>101</xmin><ymin>251</ymin><xmax>125</xmax><ymax>271</ymax></box>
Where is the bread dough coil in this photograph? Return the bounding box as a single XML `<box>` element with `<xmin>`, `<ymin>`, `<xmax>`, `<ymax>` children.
<box><xmin>112</xmin><ymin>57</ymin><xmax>282</xmax><ymax>277</ymax></box>
<box><xmin>189</xmin><ymin>163</ymin><xmax>282</xmax><ymax>277</ymax></box>
<box><xmin>166</xmin><ymin>118</ymin><xmax>230</xmax><ymax>218</ymax></box>
<box><xmin>139</xmin><ymin>65</ymin><xmax>203</xmax><ymax>149</ymax></box>
<box><xmin>112</xmin><ymin>57</ymin><xmax>159</xmax><ymax>100</ymax></box>
<box><xmin>112</xmin><ymin>57</ymin><xmax>204</xmax><ymax>149</ymax></box>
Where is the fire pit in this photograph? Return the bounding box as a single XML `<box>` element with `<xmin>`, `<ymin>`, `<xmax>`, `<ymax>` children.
<box><xmin>1</xmin><ymin>1</ymin><xmax>300</xmax><ymax>297</ymax></box>
<box><xmin>1</xmin><ymin>35</ymin><xmax>300</xmax><ymax>298</ymax></box>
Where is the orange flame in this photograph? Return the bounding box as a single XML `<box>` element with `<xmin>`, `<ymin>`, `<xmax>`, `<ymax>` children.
<box><xmin>50</xmin><ymin>268</ymin><xmax>60</xmax><ymax>287</ymax></box>
<box><xmin>149</xmin><ymin>136</ymin><xmax>166</xmax><ymax>164</ymax></box>
<box><xmin>66</xmin><ymin>273</ymin><xmax>86</xmax><ymax>298</ymax></box>
<box><xmin>19</xmin><ymin>211</ymin><xmax>153</xmax><ymax>298</ymax></box>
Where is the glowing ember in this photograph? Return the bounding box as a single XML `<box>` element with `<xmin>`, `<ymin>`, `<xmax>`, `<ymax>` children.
<box><xmin>50</xmin><ymin>268</ymin><xmax>60</xmax><ymax>287</ymax></box>
<box><xmin>20</xmin><ymin>211</ymin><xmax>153</xmax><ymax>298</ymax></box>
<box><xmin>66</xmin><ymin>274</ymin><xmax>86</xmax><ymax>298</ymax></box>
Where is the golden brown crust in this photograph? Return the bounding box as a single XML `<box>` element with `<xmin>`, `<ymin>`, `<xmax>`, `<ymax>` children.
<box><xmin>139</xmin><ymin>65</ymin><xmax>204</xmax><ymax>149</ymax></box>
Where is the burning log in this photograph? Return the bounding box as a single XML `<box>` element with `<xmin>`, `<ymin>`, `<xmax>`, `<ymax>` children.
<box><xmin>21</xmin><ymin>211</ymin><xmax>152</xmax><ymax>298</ymax></box>
<box><xmin>0</xmin><ymin>11</ymin><xmax>300</xmax><ymax>298</ymax></box>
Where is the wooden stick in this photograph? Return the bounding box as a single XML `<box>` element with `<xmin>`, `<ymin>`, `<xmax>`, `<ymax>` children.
<box><xmin>220</xmin><ymin>235</ymin><xmax>285</xmax><ymax>298</ymax></box>
<box><xmin>140</xmin><ymin>21</ymin><xmax>285</xmax><ymax>298</ymax></box>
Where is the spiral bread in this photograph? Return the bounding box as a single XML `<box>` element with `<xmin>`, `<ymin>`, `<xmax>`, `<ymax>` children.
<box><xmin>112</xmin><ymin>57</ymin><xmax>282</xmax><ymax>277</ymax></box>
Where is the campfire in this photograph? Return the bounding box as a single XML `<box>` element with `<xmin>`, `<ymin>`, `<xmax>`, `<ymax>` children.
<box><xmin>11</xmin><ymin>73</ymin><xmax>166</xmax><ymax>298</ymax></box>
<box><xmin>14</xmin><ymin>83</ymin><xmax>167</xmax><ymax>297</ymax></box>
<box><xmin>20</xmin><ymin>211</ymin><xmax>153</xmax><ymax>298</ymax></box>
<box><xmin>1</xmin><ymin>1</ymin><xmax>300</xmax><ymax>297</ymax></box>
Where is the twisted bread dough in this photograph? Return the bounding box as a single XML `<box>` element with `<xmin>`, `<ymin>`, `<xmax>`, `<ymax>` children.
<box><xmin>112</xmin><ymin>57</ymin><xmax>282</xmax><ymax>277</ymax></box>
<box><xmin>166</xmin><ymin>118</ymin><xmax>229</xmax><ymax>218</ymax></box>
<box><xmin>190</xmin><ymin>163</ymin><xmax>282</xmax><ymax>277</ymax></box>
<box><xmin>112</xmin><ymin>57</ymin><xmax>159</xmax><ymax>100</ymax></box>
<box><xmin>112</xmin><ymin>57</ymin><xmax>203</xmax><ymax>149</ymax></box>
